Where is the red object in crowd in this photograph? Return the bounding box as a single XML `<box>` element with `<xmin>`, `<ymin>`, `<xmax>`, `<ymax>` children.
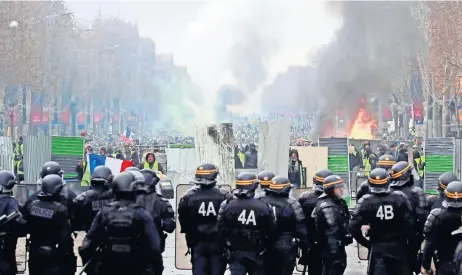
<box><xmin>80</xmin><ymin>131</ymin><xmax>87</xmax><ymax>137</ymax></box>
<box><xmin>77</xmin><ymin>112</ymin><xmax>85</xmax><ymax>125</ymax></box>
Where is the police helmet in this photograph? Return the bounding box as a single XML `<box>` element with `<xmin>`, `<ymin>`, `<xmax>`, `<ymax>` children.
<box><xmin>112</xmin><ymin>172</ymin><xmax>138</xmax><ymax>193</ymax></box>
<box><xmin>91</xmin><ymin>166</ymin><xmax>113</xmax><ymax>187</ymax></box>
<box><xmin>39</xmin><ymin>174</ymin><xmax>64</xmax><ymax>197</ymax></box>
<box><xmin>127</xmin><ymin>170</ymin><xmax>146</xmax><ymax>192</ymax></box>
<box><xmin>323</xmin><ymin>175</ymin><xmax>344</xmax><ymax>193</ymax></box>
<box><xmin>313</xmin><ymin>169</ymin><xmax>333</xmax><ymax>192</ymax></box>
<box><xmin>363</xmin><ymin>141</ymin><xmax>371</xmax><ymax>147</ymax></box>
<box><xmin>235</xmin><ymin>172</ymin><xmax>259</xmax><ymax>197</ymax></box>
<box><xmin>40</xmin><ymin>161</ymin><xmax>63</xmax><ymax>179</ymax></box>
<box><xmin>0</xmin><ymin>170</ymin><xmax>16</xmax><ymax>194</ymax></box>
<box><xmin>125</xmin><ymin>166</ymin><xmax>140</xmax><ymax>172</ymax></box>
<box><xmin>257</xmin><ymin>171</ymin><xmax>275</xmax><ymax>190</ymax></box>
<box><xmin>444</xmin><ymin>181</ymin><xmax>462</xmax><ymax>208</ymax></box>
<box><xmin>140</xmin><ymin>169</ymin><xmax>160</xmax><ymax>188</ymax></box>
<box><xmin>438</xmin><ymin>172</ymin><xmax>458</xmax><ymax>193</ymax></box>
<box><xmin>377</xmin><ymin>155</ymin><xmax>396</xmax><ymax>170</ymax></box>
<box><xmin>192</xmin><ymin>163</ymin><xmax>218</xmax><ymax>185</ymax></box>
<box><xmin>268</xmin><ymin>176</ymin><xmax>292</xmax><ymax>195</ymax></box>
<box><xmin>390</xmin><ymin>161</ymin><xmax>412</xmax><ymax>187</ymax></box>
<box><xmin>368</xmin><ymin>168</ymin><xmax>390</xmax><ymax>194</ymax></box>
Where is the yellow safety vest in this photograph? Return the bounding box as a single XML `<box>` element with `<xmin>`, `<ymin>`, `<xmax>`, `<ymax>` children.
<box><xmin>16</xmin><ymin>160</ymin><xmax>24</xmax><ymax>175</ymax></box>
<box><xmin>81</xmin><ymin>161</ymin><xmax>91</xmax><ymax>187</ymax></box>
<box><xmin>238</xmin><ymin>152</ymin><xmax>245</xmax><ymax>166</ymax></box>
<box><xmin>415</xmin><ymin>155</ymin><xmax>425</xmax><ymax>177</ymax></box>
<box><xmin>144</xmin><ymin>161</ymin><xmax>159</xmax><ymax>171</ymax></box>
<box><xmin>363</xmin><ymin>156</ymin><xmax>371</xmax><ymax>176</ymax></box>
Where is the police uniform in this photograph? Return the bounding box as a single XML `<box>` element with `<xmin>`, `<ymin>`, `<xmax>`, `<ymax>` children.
<box><xmin>0</xmin><ymin>171</ymin><xmax>24</xmax><ymax>275</ymax></box>
<box><xmin>255</xmin><ymin>171</ymin><xmax>275</xmax><ymax>199</ymax></box>
<box><xmin>178</xmin><ymin>163</ymin><xmax>231</xmax><ymax>275</ymax></box>
<box><xmin>217</xmin><ymin>172</ymin><xmax>277</xmax><ymax>275</ymax></box>
<box><xmin>136</xmin><ymin>169</ymin><xmax>175</xmax><ymax>275</ymax></box>
<box><xmin>22</xmin><ymin>162</ymin><xmax>77</xmax><ymax>229</ymax></box>
<box><xmin>73</xmin><ymin>166</ymin><xmax>115</xmax><ymax>232</ymax></box>
<box><xmin>428</xmin><ymin>172</ymin><xmax>458</xmax><ymax>210</ymax></box>
<box><xmin>390</xmin><ymin>161</ymin><xmax>429</xmax><ymax>274</ymax></box>
<box><xmin>79</xmin><ymin>172</ymin><xmax>162</xmax><ymax>275</ymax></box>
<box><xmin>314</xmin><ymin>175</ymin><xmax>352</xmax><ymax>275</ymax></box>
<box><xmin>23</xmin><ymin>174</ymin><xmax>75</xmax><ymax>275</ymax></box>
<box><xmin>356</xmin><ymin>155</ymin><xmax>396</xmax><ymax>201</ymax></box>
<box><xmin>298</xmin><ymin>169</ymin><xmax>333</xmax><ymax>275</ymax></box>
<box><xmin>423</xmin><ymin>181</ymin><xmax>462</xmax><ymax>275</ymax></box>
<box><xmin>350</xmin><ymin>168</ymin><xmax>414</xmax><ymax>275</ymax></box>
<box><xmin>259</xmin><ymin>176</ymin><xmax>308</xmax><ymax>275</ymax></box>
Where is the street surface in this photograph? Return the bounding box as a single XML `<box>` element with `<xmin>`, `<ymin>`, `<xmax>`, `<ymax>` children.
<box><xmin>16</xmin><ymin>195</ymin><xmax>367</xmax><ymax>274</ymax></box>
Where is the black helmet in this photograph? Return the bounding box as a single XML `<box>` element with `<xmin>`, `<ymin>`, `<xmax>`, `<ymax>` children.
<box><xmin>444</xmin><ymin>181</ymin><xmax>462</xmax><ymax>208</ymax></box>
<box><xmin>313</xmin><ymin>169</ymin><xmax>333</xmax><ymax>192</ymax></box>
<box><xmin>91</xmin><ymin>166</ymin><xmax>113</xmax><ymax>187</ymax></box>
<box><xmin>0</xmin><ymin>170</ymin><xmax>16</xmax><ymax>194</ymax></box>
<box><xmin>40</xmin><ymin>161</ymin><xmax>63</xmax><ymax>178</ymax></box>
<box><xmin>235</xmin><ymin>172</ymin><xmax>259</xmax><ymax>198</ymax></box>
<box><xmin>125</xmin><ymin>166</ymin><xmax>140</xmax><ymax>172</ymax></box>
<box><xmin>140</xmin><ymin>169</ymin><xmax>160</xmax><ymax>188</ymax></box>
<box><xmin>39</xmin><ymin>174</ymin><xmax>64</xmax><ymax>197</ymax></box>
<box><xmin>363</xmin><ymin>141</ymin><xmax>371</xmax><ymax>147</ymax></box>
<box><xmin>192</xmin><ymin>163</ymin><xmax>218</xmax><ymax>185</ymax></box>
<box><xmin>377</xmin><ymin>155</ymin><xmax>396</xmax><ymax>170</ymax></box>
<box><xmin>438</xmin><ymin>172</ymin><xmax>458</xmax><ymax>193</ymax></box>
<box><xmin>390</xmin><ymin>161</ymin><xmax>412</xmax><ymax>187</ymax></box>
<box><xmin>368</xmin><ymin>168</ymin><xmax>390</xmax><ymax>194</ymax></box>
<box><xmin>112</xmin><ymin>172</ymin><xmax>138</xmax><ymax>194</ymax></box>
<box><xmin>323</xmin><ymin>175</ymin><xmax>344</xmax><ymax>193</ymax></box>
<box><xmin>268</xmin><ymin>176</ymin><xmax>292</xmax><ymax>195</ymax></box>
<box><xmin>257</xmin><ymin>171</ymin><xmax>275</xmax><ymax>190</ymax></box>
<box><xmin>127</xmin><ymin>170</ymin><xmax>146</xmax><ymax>192</ymax></box>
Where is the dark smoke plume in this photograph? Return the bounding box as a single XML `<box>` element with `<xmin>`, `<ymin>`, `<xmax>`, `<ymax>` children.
<box><xmin>309</xmin><ymin>2</ymin><xmax>424</xmax><ymax>136</ymax></box>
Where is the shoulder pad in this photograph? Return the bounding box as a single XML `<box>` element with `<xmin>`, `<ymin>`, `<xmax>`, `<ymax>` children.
<box><xmin>318</xmin><ymin>193</ymin><xmax>327</xmax><ymax>199</ymax></box>
<box><xmin>287</xmin><ymin>197</ymin><xmax>298</xmax><ymax>205</ymax></box>
<box><xmin>430</xmin><ymin>208</ymin><xmax>442</xmax><ymax>217</ymax></box>
<box><xmin>360</xmin><ymin>180</ymin><xmax>369</xmax><ymax>187</ymax></box>
<box><xmin>411</xmin><ymin>186</ymin><xmax>425</xmax><ymax>195</ymax></box>
<box><xmin>158</xmin><ymin>195</ymin><xmax>169</xmax><ymax>202</ymax></box>
<box><xmin>428</xmin><ymin>195</ymin><xmax>437</xmax><ymax>199</ymax></box>
<box><xmin>183</xmin><ymin>187</ymin><xmax>198</xmax><ymax>197</ymax></box>
<box><xmin>424</xmin><ymin>208</ymin><xmax>442</xmax><ymax>234</ymax></box>
<box><xmin>298</xmin><ymin>191</ymin><xmax>310</xmax><ymax>199</ymax></box>
<box><xmin>75</xmin><ymin>190</ymin><xmax>96</xmax><ymax>202</ymax></box>
<box><xmin>219</xmin><ymin>187</ymin><xmax>230</xmax><ymax>195</ymax></box>
<box><xmin>391</xmin><ymin>190</ymin><xmax>407</xmax><ymax>199</ymax></box>
<box><xmin>319</xmin><ymin>201</ymin><xmax>333</xmax><ymax>209</ymax></box>
<box><xmin>361</xmin><ymin>194</ymin><xmax>372</xmax><ymax>201</ymax></box>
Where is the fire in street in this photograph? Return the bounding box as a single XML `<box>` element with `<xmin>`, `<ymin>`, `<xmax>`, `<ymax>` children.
<box><xmin>349</xmin><ymin>108</ymin><xmax>377</xmax><ymax>139</ymax></box>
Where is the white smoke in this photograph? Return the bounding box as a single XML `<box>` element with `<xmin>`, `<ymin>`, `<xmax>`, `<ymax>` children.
<box><xmin>175</xmin><ymin>0</ymin><xmax>341</xmax><ymax>121</ymax></box>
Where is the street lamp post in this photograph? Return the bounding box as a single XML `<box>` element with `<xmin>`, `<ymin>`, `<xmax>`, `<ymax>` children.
<box><xmin>70</xmin><ymin>98</ymin><xmax>77</xmax><ymax>136</ymax></box>
<box><xmin>8</xmin><ymin>109</ymin><xmax>14</xmax><ymax>140</ymax></box>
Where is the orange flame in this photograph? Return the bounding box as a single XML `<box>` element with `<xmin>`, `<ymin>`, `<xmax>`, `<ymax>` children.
<box><xmin>349</xmin><ymin>108</ymin><xmax>377</xmax><ymax>139</ymax></box>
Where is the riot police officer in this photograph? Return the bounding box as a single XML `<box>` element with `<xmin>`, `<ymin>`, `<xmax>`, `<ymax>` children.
<box><xmin>0</xmin><ymin>170</ymin><xmax>24</xmax><ymax>275</ymax></box>
<box><xmin>256</xmin><ymin>171</ymin><xmax>275</xmax><ymax>198</ymax></box>
<box><xmin>422</xmin><ymin>181</ymin><xmax>462</xmax><ymax>275</ymax></box>
<box><xmin>79</xmin><ymin>172</ymin><xmax>162</xmax><ymax>275</ymax></box>
<box><xmin>217</xmin><ymin>172</ymin><xmax>277</xmax><ymax>275</ymax></box>
<box><xmin>136</xmin><ymin>168</ymin><xmax>175</xmax><ymax>275</ymax></box>
<box><xmin>356</xmin><ymin>154</ymin><xmax>396</xmax><ymax>201</ymax></box>
<box><xmin>428</xmin><ymin>172</ymin><xmax>458</xmax><ymax>210</ymax></box>
<box><xmin>23</xmin><ymin>174</ymin><xmax>75</xmax><ymax>275</ymax></box>
<box><xmin>73</xmin><ymin>166</ymin><xmax>115</xmax><ymax>232</ymax></box>
<box><xmin>298</xmin><ymin>169</ymin><xmax>333</xmax><ymax>275</ymax></box>
<box><xmin>178</xmin><ymin>163</ymin><xmax>231</xmax><ymax>275</ymax></box>
<box><xmin>314</xmin><ymin>175</ymin><xmax>352</xmax><ymax>275</ymax></box>
<box><xmin>390</xmin><ymin>161</ymin><xmax>429</xmax><ymax>274</ymax></box>
<box><xmin>259</xmin><ymin>176</ymin><xmax>308</xmax><ymax>275</ymax></box>
<box><xmin>350</xmin><ymin>168</ymin><xmax>414</xmax><ymax>275</ymax></box>
<box><xmin>22</xmin><ymin>161</ymin><xmax>77</xmax><ymax>228</ymax></box>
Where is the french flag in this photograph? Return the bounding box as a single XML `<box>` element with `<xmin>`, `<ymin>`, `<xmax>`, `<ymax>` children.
<box><xmin>121</xmin><ymin>125</ymin><xmax>133</xmax><ymax>143</ymax></box>
<box><xmin>87</xmin><ymin>154</ymin><xmax>134</xmax><ymax>176</ymax></box>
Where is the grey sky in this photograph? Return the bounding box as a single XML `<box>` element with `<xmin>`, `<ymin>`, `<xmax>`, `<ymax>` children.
<box><xmin>67</xmin><ymin>0</ymin><xmax>341</xmax><ymax>117</ymax></box>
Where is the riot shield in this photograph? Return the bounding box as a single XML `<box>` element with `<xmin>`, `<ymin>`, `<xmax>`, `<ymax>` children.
<box><xmin>175</xmin><ymin>183</ymin><xmax>232</xmax><ymax>270</ymax></box>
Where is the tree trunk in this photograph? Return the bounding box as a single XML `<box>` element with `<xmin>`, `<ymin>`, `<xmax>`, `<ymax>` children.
<box><xmin>442</xmin><ymin>94</ymin><xmax>450</xmax><ymax>137</ymax></box>
<box><xmin>433</xmin><ymin>101</ymin><xmax>442</xmax><ymax>137</ymax></box>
